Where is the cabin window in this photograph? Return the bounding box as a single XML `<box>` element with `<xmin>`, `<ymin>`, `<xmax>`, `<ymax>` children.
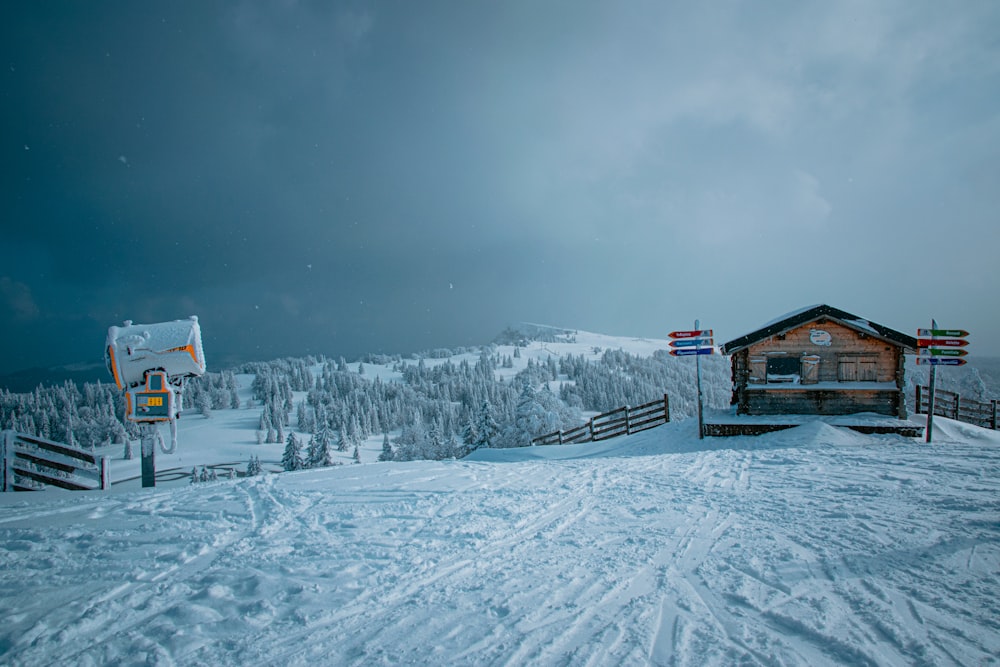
<box><xmin>148</xmin><ymin>373</ymin><xmax>163</xmax><ymax>390</ymax></box>
<box><xmin>837</xmin><ymin>355</ymin><xmax>878</xmax><ymax>382</ymax></box>
<box><xmin>766</xmin><ymin>356</ymin><xmax>800</xmax><ymax>383</ymax></box>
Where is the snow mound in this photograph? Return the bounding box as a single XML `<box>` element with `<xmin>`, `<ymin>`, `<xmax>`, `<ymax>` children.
<box><xmin>767</xmin><ymin>420</ymin><xmax>873</xmax><ymax>448</ymax></box>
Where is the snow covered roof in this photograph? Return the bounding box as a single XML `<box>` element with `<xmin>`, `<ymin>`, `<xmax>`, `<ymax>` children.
<box><xmin>720</xmin><ymin>305</ymin><xmax>917</xmax><ymax>355</ymax></box>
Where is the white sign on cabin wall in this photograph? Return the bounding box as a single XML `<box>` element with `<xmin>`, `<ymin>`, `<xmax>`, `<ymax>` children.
<box><xmin>810</xmin><ymin>329</ymin><xmax>832</xmax><ymax>346</ymax></box>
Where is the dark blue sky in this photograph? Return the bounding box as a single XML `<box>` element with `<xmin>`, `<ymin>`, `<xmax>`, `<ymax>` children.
<box><xmin>3</xmin><ymin>1</ymin><xmax>999</xmax><ymax>377</ymax></box>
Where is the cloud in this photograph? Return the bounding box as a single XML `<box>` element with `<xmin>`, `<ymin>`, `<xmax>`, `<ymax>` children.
<box><xmin>0</xmin><ymin>278</ymin><xmax>40</xmax><ymax>320</ymax></box>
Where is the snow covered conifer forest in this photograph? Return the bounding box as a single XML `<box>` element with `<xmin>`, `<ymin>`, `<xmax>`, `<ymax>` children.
<box><xmin>1</xmin><ymin>326</ymin><xmax>997</xmax><ymax>464</ymax></box>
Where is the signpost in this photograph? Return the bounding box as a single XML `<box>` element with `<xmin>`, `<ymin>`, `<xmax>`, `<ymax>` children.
<box><xmin>919</xmin><ymin>321</ymin><xmax>969</xmax><ymax>443</ymax></box>
<box><xmin>917</xmin><ymin>338</ymin><xmax>969</xmax><ymax>348</ymax></box>
<box><xmin>669</xmin><ymin>337</ymin><xmax>714</xmax><ymax>348</ymax></box>
<box><xmin>668</xmin><ymin>329</ymin><xmax>712</xmax><ymax>339</ymax></box>
<box><xmin>917</xmin><ymin>348</ymin><xmax>967</xmax><ymax>357</ymax></box>
<box><xmin>669</xmin><ymin>347</ymin><xmax>714</xmax><ymax>356</ymax></box>
<box><xmin>917</xmin><ymin>329</ymin><xmax>969</xmax><ymax>338</ymax></box>
<box><xmin>917</xmin><ymin>358</ymin><xmax>967</xmax><ymax>367</ymax></box>
<box><xmin>669</xmin><ymin>323</ymin><xmax>714</xmax><ymax>439</ymax></box>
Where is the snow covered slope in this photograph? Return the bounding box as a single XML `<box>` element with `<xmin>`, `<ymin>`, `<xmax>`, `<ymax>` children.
<box><xmin>1</xmin><ymin>415</ymin><xmax>998</xmax><ymax>665</ymax></box>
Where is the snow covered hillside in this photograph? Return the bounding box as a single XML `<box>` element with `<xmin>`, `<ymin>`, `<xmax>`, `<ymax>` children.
<box><xmin>1</xmin><ymin>415</ymin><xmax>998</xmax><ymax>665</ymax></box>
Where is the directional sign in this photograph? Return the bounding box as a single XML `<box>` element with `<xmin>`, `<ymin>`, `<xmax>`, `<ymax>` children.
<box><xmin>670</xmin><ymin>347</ymin><xmax>714</xmax><ymax>356</ymax></box>
<box><xmin>917</xmin><ymin>329</ymin><xmax>969</xmax><ymax>338</ymax></box>
<box><xmin>916</xmin><ymin>357</ymin><xmax>967</xmax><ymax>366</ymax></box>
<box><xmin>668</xmin><ymin>329</ymin><xmax>713</xmax><ymax>339</ymax></box>
<box><xmin>917</xmin><ymin>338</ymin><xmax>969</xmax><ymax>348</ymax></box>
<box><xmin>917</xmin><ymin>348</ymin><xmax>968</xmax><ymax>357</ymax></box>
<box><xmin>669</xmin><ymin>337</ymin><xmax>714</xmax><ymax>348</ymax></box>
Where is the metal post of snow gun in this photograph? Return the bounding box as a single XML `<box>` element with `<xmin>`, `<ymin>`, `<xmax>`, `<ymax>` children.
<box><xmin>106</xmin><ymin>317</ymin><xmax>206</xmax><ymax>487</ymax></box>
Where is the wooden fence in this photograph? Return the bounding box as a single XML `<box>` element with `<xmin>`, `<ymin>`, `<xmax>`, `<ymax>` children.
<box><xmin>914</xmin><ymin>386</ymin><xmax>998</xmax><ymax>430</ymax></box>
<box><xmin>531</xmin><ymin>394</ymin><xmax>670</xmax><ymax>447</ymax></box>
<box><xmin>2</xmin><ymin>430</ymin><xmax>111</xmax><ymax>492</ymax></box>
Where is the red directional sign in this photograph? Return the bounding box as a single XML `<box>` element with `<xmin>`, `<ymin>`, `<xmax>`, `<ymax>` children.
<box><xmin>916</xmin><ymin>338</ymin><xmax>969</xmax><ymax>348</ymax></box>
<box><xmin>668</xmin><ymin>329</ymin><xmax>712</xmax><ymax>339</ymax></box>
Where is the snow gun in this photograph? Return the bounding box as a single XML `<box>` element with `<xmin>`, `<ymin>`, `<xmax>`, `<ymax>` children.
<box><xmin>106</xmin><ymin>316</ymin><xmax>206</xmax><ymax>425</ymax></box>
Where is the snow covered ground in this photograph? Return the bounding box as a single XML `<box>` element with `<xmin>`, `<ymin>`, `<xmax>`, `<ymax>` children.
<box><xmin>1</xmin><ymin>412</ymin><xmax>998</xmax><ymax>665</ymax></box>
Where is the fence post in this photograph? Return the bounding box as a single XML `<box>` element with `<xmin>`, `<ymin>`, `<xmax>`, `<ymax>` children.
<box><xmin>915</xmin><ymin>386</ymin><xmax>922</xmax><ymax>414</ymax></box>
<box><xmin>664</xmin><ymin>394</ymin><xmax>670</xmax><ymax>423</ymax></box>
<box><xmin>558</xmin><ymin>431</ymin><xmax>563</xmax><ymax>445</ymax></box>
<box><xmin>2</xmin><ymin>431</ymin><xmax>14</xmax><ymax>493</ymax></box>
<box><xmin>992</xmin><ymin>400</ymin><xmax>998</xmax><ymax>431</ymax></box>
<box><xmin>100</xmin><ymin>456</ymin><xmax>111</xmax><ymax>491</ymax></box>
<box><xmin>954</xmin><ymin>394</ymin><xmax>960</xmax><ymax>420</ymax></box>
<box><xmin>625</xmin><ymin>406</ymin><xmax>631</xmax><ymax>434</ymax></box>
<box><xmin>588</xmin><ymin>419</ymin><xmax>595</xmax><ymax>442</ymax></box>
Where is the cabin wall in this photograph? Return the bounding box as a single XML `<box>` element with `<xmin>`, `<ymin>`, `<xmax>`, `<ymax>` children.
<box><xmin>744</xmin><ymin>320</ymin><xmax>897</xmax><ymax>384</ymax></box>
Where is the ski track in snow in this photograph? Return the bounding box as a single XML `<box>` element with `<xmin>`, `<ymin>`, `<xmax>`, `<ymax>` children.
<box><xmin>1</xmin><ymin>422</ymin><xmax>999</xmax><ymax>666</ymax></box>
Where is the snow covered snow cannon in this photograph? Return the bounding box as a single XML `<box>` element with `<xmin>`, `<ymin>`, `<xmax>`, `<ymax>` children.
<box><xmin>105</xmin><ymin>316</ymin><xmax>206</xmax><ymax>424</ymax></box>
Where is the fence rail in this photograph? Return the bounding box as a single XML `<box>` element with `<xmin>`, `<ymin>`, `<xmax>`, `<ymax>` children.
<box><xmin>531</xmin><ymin>394</ymin><xmax>670</xmax><ymax>447</ymax></box>
<box><xmin>2</xmin><ymin>430</ymin><xmax>111</xmax><ymax>492</ymax></box>
<box><xmin>914</xmin><ymin>386</ymin><xmax>998</xmax><ymax>430</ymax></box>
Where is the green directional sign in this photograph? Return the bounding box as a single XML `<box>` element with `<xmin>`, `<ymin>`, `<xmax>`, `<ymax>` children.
<box><xmin>916</xmin><ymin>328</ymin><xmax>969</xmax><ymax>338</ymax></box>
<box><xmin>918</xmin><ymin>348</ymin><xmax>968</xmax><ymax>357</ymax></box>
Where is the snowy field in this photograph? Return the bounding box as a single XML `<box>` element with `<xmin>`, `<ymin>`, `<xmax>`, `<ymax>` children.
<box><xmin>1</xmin><ymin>414</ymin><xmax>998</xmax><ymax>665</ymax></box>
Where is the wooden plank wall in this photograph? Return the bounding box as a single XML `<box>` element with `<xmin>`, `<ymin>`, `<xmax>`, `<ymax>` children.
<box><xmin>744</xmin><ymin>320</ymin><xmax>899</xmax><ymax>384</ymax></box>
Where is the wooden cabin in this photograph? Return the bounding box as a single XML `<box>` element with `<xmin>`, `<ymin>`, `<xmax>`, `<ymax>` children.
<box><xmin>720</xmin><ymin>305</ymin><xmax>916</xmax><ymax>418</ymax></box>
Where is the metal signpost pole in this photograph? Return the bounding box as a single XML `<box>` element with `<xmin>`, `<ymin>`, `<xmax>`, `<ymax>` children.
<box><xmin>695</xmin><ymin>320</ymin><xmax>704</xmax><ymax>440</ymax></box>
<box><xmin>140</xmin><ymin>423</ymin><xmax>157</xmax><ymax>487</ymax></box>
<box><xmin>926</xmin><ymin>319</ymin><xmax>937</xmax><ymax>444</ymax></box>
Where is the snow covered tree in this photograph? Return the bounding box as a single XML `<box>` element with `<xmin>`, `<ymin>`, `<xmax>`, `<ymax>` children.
<box><xmin>307</xmin><ymin>431</ymin><xmax>335</xmax><ymax>468</ymax></box>
<box><xmin>378</xmin><ymin>433</ymin><xmax>394</xmax><ymax>462</ymax></box>
<box><xmin>498</xmin><ymin>380</ymin><xmax>577</xmax><ymax>448</ymax></box>
<box><xmin>246</xmin><ymin>455</ymin><xmax>261</xmax><ymax>477</ymax></box>
<box><xmin>282</xmin><ymin>433</ymin><xmax>304</xmax><ymax>471</ymax></box>
<box><xmin>196</xmin><ymin>392</ymin><xmax>212</xmax><ymax>418</ymax></box>
<box><xmin>471</xmin><ymin>400</ymin><xmax>499</xmax><ymax>450</ymax></box>
<box><xmin>352</xmin><ymin>445</ymin><xmax>361</xmax><ymax>464</ymax></box>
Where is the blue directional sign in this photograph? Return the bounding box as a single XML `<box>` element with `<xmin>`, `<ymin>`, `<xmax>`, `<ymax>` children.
<box><xmin>670</xmin><ymin>347</ymin><xmax>714</xmax><ymax>356</ymax></box>
<box><xmin>916</xmin><ymin>357</ymin><xmax>967</xmax><ymax>366</ymax></box>
<box><xmin>669</xmin><ymin>337</ymin><xmax>714</xmax><ymax>348</ymax></box>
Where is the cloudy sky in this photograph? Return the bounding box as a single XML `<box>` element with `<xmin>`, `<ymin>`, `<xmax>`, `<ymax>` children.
<box><xmin>2</xmin><ymin>1</ymin><xmax>999</xmax><ymax>375</ymax></box>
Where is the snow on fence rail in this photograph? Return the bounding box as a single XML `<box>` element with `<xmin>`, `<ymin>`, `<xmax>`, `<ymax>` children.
<box><xmin>1</xmin><ymin>430</ymin><xmax>110</xmax><ymax>492</ymax></box>
<box><xmin>914</xmin><ymin>386</ymin><xmax>998</xmax><ymax>430</ymax></box>
<box><xmin>532</xmin><ymin>395</ymin><xmax>670</xmax><ymax>446</ymax></box>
